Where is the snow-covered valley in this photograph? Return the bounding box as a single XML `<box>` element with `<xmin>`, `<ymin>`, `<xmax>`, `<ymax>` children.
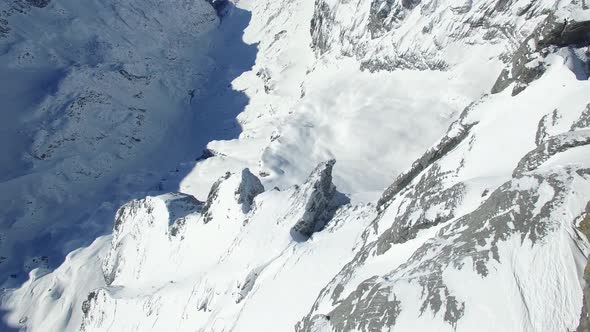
<box><xmin>1</xmin><ymin>0</ymin><xmax>590</xmax><ymax>331</ymax></box>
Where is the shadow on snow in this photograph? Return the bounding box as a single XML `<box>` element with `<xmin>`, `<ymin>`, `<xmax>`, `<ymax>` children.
<box><xmin>0</xmin><ymin>2</ymin><xmax>257</xmax><ymax>329</ymax></box>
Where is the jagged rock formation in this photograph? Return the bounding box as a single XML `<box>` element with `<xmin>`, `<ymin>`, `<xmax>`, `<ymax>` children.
<box><xmin>514</xmin><ymin>130</ymin><xmax>590</xmax><ymax>176</ymax></box>
<box><xmin>300</xmin><ymin>169</ymin><xmax>588</xmax><ymax>331</ymax></box>
<box><xmin>69</xmin><ymin>161</ymin><xmax>374</xmax><ymax>331</ymax></box>
<box><xmin>298</xmin><ymin>124</ymin><xmax>589</xmax><ymax>332</ymax></box>
<box><xmin>102</xmin><ymin>170</ymin><xmax>262</xmax><ymax>287</ymax></box>
<box><xmin>492</xmin><ymin>13</ymin><xmax>590</xmax><ymax>95</ymax></box>
<box><xmin>202</xmin><ymin>169</ymin><xmax>264</xmax><ymax>223</ymax></box>
<box><xmin>290</xmin><ymin>160</ymin><xmax>338</xmax><ymax>238</ymax></box>
<box><xmin>308</xmin><ymin>0</ymin><xmax>559</xmax><ymax>71</ymax></box>
<box><xmin>377</xmin><ymin>119</ymin><xmax>475</xmax><ymax>210</ymax></box>
<box><xmin>295</xmin><ymin>67</ymin><xmax>590</xmax><ymax>332</ymax></box>
<box><xmin>235</xmin><ymin>168</ymin><xmax>265</xmax><ymax>212</ymax></box>
<box><xmin>572</xmin><ymin>104</ymin><xmax>590</xmax><ymax>130</ymax></box>
<box><xmin>202</xmin><ymin>172</ymin><xmax>232</xmax><ymax>223</ymax></box>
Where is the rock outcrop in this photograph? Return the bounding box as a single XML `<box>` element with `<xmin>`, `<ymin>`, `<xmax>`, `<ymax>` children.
<box><xmin>202</xmin><ymin>169</ymin><xmax>264</xmax><ymax>223</ymax></box>
<box><xmin>572</xmin><ymin>104</ymin><xmax>590</xmax><ymax>131</ymax></box>
<box><xmin>377</xmin><ymin>118</ymin><xmax>475</xmax><ymax>210</ymax></box>
<box><xmin>235</xmin><ymin>169</ymin><xmax>265</xmax><ymax>213</ymax></box>
<box><xmin>290</xmin><ymin>160</ymin><xmax>339</xmax><ymax>239</ymax></box>
<box><xmin>202</xmin><ymin>172</ymin><xmax>232</xmax><ymax>223</ymax></box>
<box><xmin>299</xmin><ymin>167</ymin><xmax>589</xmax><ymax>332</ymax></box>
<box><xmin>514</xmin><ymin>130</ymin><xmax>590</xmax><ymax>176</ymax></box>
<box><xmin>492</xmin><ymin>14</ymin><xmax>590</xmax><ymax>96</ymax></box>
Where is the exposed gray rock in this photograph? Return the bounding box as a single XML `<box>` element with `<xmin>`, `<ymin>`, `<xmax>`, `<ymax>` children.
<box><xmin>299</xmin><ymin>118</ymin><xmax>589</xmax><ymax>331</ymax></box>
<box><xmin>365</xmin><ymin>104</ymin><xmax>481</xmax><ymax>254</ymax></box>
<box><xmin>359</xmin><ymin>54</ymin><xmax>449</xmax><ymax>72</ymax></box>
<box><xmin>377</xmin><ymin>121</ymin><xmax>475</xmax><ymax>210</ymax></box>
<box><xmin>310</xmin><ymin>0</ymin><xmax>333</xmax><ymax>55</ymax></box>
<box><xmin>201</xmin><ymin>172</ymin><xmax>231</xmax><ymax>223</ymax></box>
<box><xmin>535</xmin><ymin>109</ymin><xmax>561</xmax><ymax>145</ymax></box>
<box><xmin>308</xmin><ymin>0</ymin><xmax>558</xmax><ymax>73</ymax></box>
<box><xmin>81</xmin><ymin>291</ymin><xmax>97</xmax><ymax>317</ymax></box>
<box><xmin>536</xmin><ymin>16</ymin><xmax>590</xmax><ymax>49</ymax></box>
<box><xmin>375</xmin><ymin>165</ymin><xmax>466</xmax><ymax>255</ymax></box>
<box><xmin>80</xmin><ymin>288</ymin><xmax>114</xmax><ymax>332</ymax></box>
<box><xmin>235</xmin><ymin>168</ymin><xmax>265</xmax><ymax>213</ymax></box>
<box><xmin>367</xmin><ymin>0</ymin><xmax>403</xmax><ymax>38</ymax></box>
<box><xmin>572</xmin><ymin>104</ymin><xmax>590</xmax><ymax>131</ymax></box>
<box><xmin>202</xmin><ymin>169</ymin><xmax>264</xmax><ymax>223</ymax></box>
<box><xmin>298</xmin><ymin>276</ymin><xmax>402</xmax><ymax>332</ymax></box>
<box><xmin>514</xmin><ymin>130</ymin><xmax>590</xmax><ymax>176</ymax></box>
<box><xmin>256</xmin><ymin>68</ymin><xmax>274</xmax><ymax>93</ymax></box>
<box><xmin>80</xmin><ymin>290</ymin><xmax>100</xmax><ymax>332</ymax></box>
<box><xmin>309</xmin><ymin>0</ymin><xmax>449</xmax><ymax>71</ymax></box>
<box><xmin>403</xmin><ymin>0</ymin><xmax>422</xmax><ymax>10</ymax></box>
<box><xmin>160</xmin><ymin>193</ymin><xmax>203</xmax><ymax>239</ymax></box>
<box><xmin>296</xmin><ymin>163</ymin><xmax>468</xmax><ymax>328</ymax></box>
<box><xmin>158</xmin><ymin>193</ymin><xmax>203</xmax><ymax>223</ymax></box>
<box><xmin>290</xmin><ymin>160</ymin><xmax>338</xmax><ymax>239</ymax></box>
<box><xmin>298</xmin><ymin>168</ymin><xmax>582</xmax><ymax>331</ymax></box>
<box><xmin>492</xmin><ymin>14</ymin><xmax>590</xmax><ymax>96</ymax></box>
<box><xmin>451</xmin><ymin>0</ymin><xmax>472</xmax><ymax>14</ymax></box>
<box><xmin>491</xmin><ymin>68</ymin><xmax>512</xmax><ymax>94</ymax></box>
<box><xmin>490</xmin><ymin>40</ymin><xmax>545</xmax><ymax>96</ymax></box>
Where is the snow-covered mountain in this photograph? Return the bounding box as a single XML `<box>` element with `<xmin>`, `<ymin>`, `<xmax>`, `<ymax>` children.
<box><xmin>0</xmin><ymin>0</ymin><xmax>255</xmax><ymax>286</ymax></box>
<box><xmin>1</xmin><ymin>0</ymin><xmax>590</xmax><ymax>331</ymax></box>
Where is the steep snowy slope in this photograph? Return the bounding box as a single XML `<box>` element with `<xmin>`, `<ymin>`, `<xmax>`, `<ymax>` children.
<box><xmin>0</xmin><ymin>0</ymin><xmax>256</xmax><ymax>285</ymax></box>
<box><xmin>5</xmin><ymin>61</ymin><xmax>590</xmax><ymax>331</ymax></box>
<box><xmin>298</xmin><ymin>59</ymin><xmax>590</xmax><ymax>332</ymax></box>
<box><xmin>1</xmin><ymin>0</ymin><xmax>590</xmax><ymax>331</ymax></box>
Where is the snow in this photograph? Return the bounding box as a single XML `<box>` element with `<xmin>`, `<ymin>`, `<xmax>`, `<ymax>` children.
<box><xmin>1</xmin><ymin>0</ymin><xmax>590</xmax><ymax>330</ymax></box>
<box><xmin>178</xmin><ymin>1</ymin><xmax>506</xmax><ymax>203</ymax></box>
<box><xmin>0</xmin><ymin>0</ymin><xmax>253</xmax><ymax>287</ymax></box>
<box><xmin>260</xmin><ymin>58</ymin><xmax>480</xmax><ymax>195</ymax></box>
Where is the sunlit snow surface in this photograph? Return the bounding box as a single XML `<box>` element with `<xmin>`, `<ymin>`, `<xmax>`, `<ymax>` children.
<box><xmin>1</xmin><ymin>0</ymin><xmax>590</xmax><ymax>331</ymax></box>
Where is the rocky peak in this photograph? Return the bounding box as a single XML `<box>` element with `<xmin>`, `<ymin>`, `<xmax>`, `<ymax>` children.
<box><xmin>290</xmin><ymin>160</ymin><xmax>339</xmax><ymax>239</ymax></box>
<box><xmin>377</xmin><ymin>120</ymin><xmax>475</xmax><ymax>210</ymax></box>
<box><xmin>492</xmin><ymin>13</ymin><xmax>590</xmax><ymax>95</ymax></box>
<box><xmin>202</xmin><ymin>169</ymin><xmax>265</xmax><ymax>223</ymax></box>
<box><xmin>202</xmin><ymin>172</ymin><xmax>232</xmax><ymax>223</ymax></box>
<box><xmin>235</xmin><ymin>168</ymin><xmax>265</xmax><ymax>213</ymax></box>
